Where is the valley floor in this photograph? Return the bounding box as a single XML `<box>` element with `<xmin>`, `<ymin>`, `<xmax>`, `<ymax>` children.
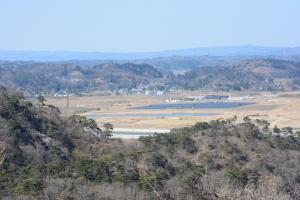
<box><xmin>46</xmin><ymin>91</ymin><xmax>300</xmax><ymax>131</ymax></box>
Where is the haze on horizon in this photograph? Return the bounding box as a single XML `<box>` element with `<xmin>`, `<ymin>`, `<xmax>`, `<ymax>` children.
<box><xmin>0</xmin><ymin>0</ymin><xmax>300</xmax><ymax>52</ymax></box>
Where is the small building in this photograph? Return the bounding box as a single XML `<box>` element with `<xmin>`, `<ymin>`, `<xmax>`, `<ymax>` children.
<box><xmin>203</xmin><ymin>95</ymin><xmax>229</xmax><ymax>100</ymax></box>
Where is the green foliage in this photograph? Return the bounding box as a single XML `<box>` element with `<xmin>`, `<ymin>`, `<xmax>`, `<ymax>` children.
<box><xmin>138</xmin><ymin>136</ymin><xmax>154</xmax><ymax>147</ymax></box>
<box><xmin>7</xmin><ymin>119</ymin><xmax>25</xmax><ymax>137</ymax></box>
<box><xmin>224</xmin><ymin>167</ymin><xmax>260</xmax><ymax>185</ymax></box>
<box><xmin>7</xmin><ymin>119</ymin><xmax>33</xmax><ymax>144</ymax></box>
<box><xmin>182</xmin><ymin>137</ymin><xmax>198</xmax><ymax>154</ymax></box>
<box><xmin>0</xmin><ymin>62</ymin><xmax>162</xmax><ymax>94</ymax></box>
<box><xmin>239</xmin><ymin>123</ymin><xmax>262</xmax><ymax>140</ymax></box>
<box><xmin>102</xmin><ymin>123</ymin><xmax>113</xmax><ymax>140</ymax></box>
<box><xmin>46</xmin><ymin>126</ymin><xmax>60</xmax><ymax>138</ymax></box>
<box><xmin>222</xmin><ymin>141</ymin><xmax>240</xmax><ymax>154</ymax></box>
<box><xmin>255</xmin><ymin>119</ymin><xmax>270</xmax><ymax>131</ymax></box>
<box><xmin>151</xmin><ymin>153</ymin><xmax>168</xmax><ymax>168</ymax></box>
<box><xmin>15</xmin><ymin>177</ymin><xmax>43</xmax><ymax>196</ymax></box>
<box><xmin>193</xmin><ymin>122</ymin><xmax>210</xmax><ymax>130</ymax></box>
<box><xmin>179</xmin><ymin>161</ymin><xmax>205</xmax><ymax>191</ymax></box>
<box><xmin>273</xmin><ymin>125</ymin><xmax>281</xmax><ymax>133</ymax></box>
<box><xmin>138</xmin><ymin>171</ymin><xmax>169</xmax><ymax>191</ymax></box>
<box><xmin>267</xmin><ymin>135</ymin><xmax>300</xmax><ymax>150</ymax></box>
<box><xmin>165</xmin><ymin>58</ymin><xmax>300</xmax><ymax>91</ymax></box>
<box><xmin>37</xmin><ymin>95</ymin><xmax>46</xmax><ymax>105</ymax></box>
<box><xmin>44</xmin><ymin>161</ymin><xmax>70</xmax><ymax>178</ymax></box>
<box><xmin>70</xmin><ymin>115</ymin><xmax>99</xmax><ymax>131</ymax></box>
<box><xmin>74</xmin><ymin>159</ymin><xmax>112</xmax><ymax>183</ymax></box>
<box><xmin>2</xmin><ymin>88</ymin><xmax>300</xmax><ymax>199</ymax></box>
<box><xmin>115</xmin><ymin>167</ymin><xmax>140</xmax><ymax>183</ymax></box>
<box><xmin>139</xmin><ymin>129</ymin><xmax>195</xmax><ymax>152</ymax></box>
<box><xmin>243</xmin><ymin>116</ymin><xmax>251</xmax><ymax>122</ymax></box>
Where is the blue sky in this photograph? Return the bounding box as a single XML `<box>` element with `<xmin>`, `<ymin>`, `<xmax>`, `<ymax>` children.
<box><xmin>0</xmin><ymin>0</ymin><xmax>299</xmax><ymax>52</ymax></box>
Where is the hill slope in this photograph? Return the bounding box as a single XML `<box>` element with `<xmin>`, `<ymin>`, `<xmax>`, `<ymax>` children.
<box><xmin>166</xmin><ymin>58</ymin><xmax>300</xmax><ymax>91</ymax></box>
<box><xmin>0</xmin><ymin>62</ymin><xmax>162</xmax><ymax>94</ymax></box>
<box><xmin>1</xmin><ymin>88</ymin><xmax>300</xmax><ymax>199</ymax></box>
<box><xmin>1</xmin><ymin>58</ymin><xmax>300</xmax><ymax>94</ymax></box>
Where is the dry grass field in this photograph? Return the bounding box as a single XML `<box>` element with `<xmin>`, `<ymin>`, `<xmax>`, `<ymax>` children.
<box><xmin>47</xmin><ymin>91</ymin><xmax>300</xmax><ymax>130</ymax></box>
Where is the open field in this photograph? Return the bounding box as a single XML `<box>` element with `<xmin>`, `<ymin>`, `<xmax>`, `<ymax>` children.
<box><xmin>46</xmin><ymin>91</ymin><xmax>300</xmax><ymax>130</ymax></box>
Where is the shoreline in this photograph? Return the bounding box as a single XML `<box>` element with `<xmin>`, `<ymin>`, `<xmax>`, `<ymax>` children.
<box><xmin>112</xmin><ymin>128</ymin><xmax>170</xmax><ymax>139</ymax></box>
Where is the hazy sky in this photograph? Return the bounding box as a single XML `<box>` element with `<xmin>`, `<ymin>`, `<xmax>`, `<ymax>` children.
<box><xmin>0</xmin><ymin>0</ymin><xmax>299</xmax><ymax>52</ymax></box>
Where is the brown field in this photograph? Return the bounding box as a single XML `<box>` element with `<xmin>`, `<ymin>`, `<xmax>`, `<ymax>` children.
<box><xmin>46</xmin><ymin>91</ymin><xmax>300</xmax><ymax>130</ymax></box>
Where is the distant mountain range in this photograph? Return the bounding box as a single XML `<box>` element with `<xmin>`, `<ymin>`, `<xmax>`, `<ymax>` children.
<box><xmin>1</xmin><ymin>45</ymin><xmax>300</xmax><ymax>61</ymax></box>
<box><xmin>1</xmin><ymin>46</ymin><xmax>300</xmax><ymax>93</ymax></box>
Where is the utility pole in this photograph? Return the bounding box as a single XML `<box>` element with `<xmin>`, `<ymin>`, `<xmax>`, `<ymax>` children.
<box><xmin>66</xmin><ymin>90</ymin><xmax>70</xmax><ymax>109</ymax></box>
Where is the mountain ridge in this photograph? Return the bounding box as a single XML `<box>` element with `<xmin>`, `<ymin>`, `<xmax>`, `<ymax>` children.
<box><xmin>1</xmin><ymin>58</ymin><xmax>300</xmax><ymax>94</ymax></box>
<box><xmin>1</xmin><ymin>45</ymin><xmax>300</xmax><ymax>61</ymax></box>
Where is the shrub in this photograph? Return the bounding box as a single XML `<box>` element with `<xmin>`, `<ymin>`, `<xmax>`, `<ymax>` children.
<box><xmin>74</xmin><ymin>159</ymin><xmax>112</xmax><ymax>183</ymax></box>
<box><xmin>151</xmin><ymin>153</ymin><xmax>168</xmax><ymax>168</ymax></box>
<box><xmin>224</xmin><ymin>167</ymin><xmax>254</xmax><ymax>185</ymax></box>
<box><xmin>193</xmin><ymin>122</ymin><xmax>210</xmax><ymax>130</ymax></box>
<box><xmin>15</xmin><ymin>177</ymin><xmax>44</xmax><ymax>196</ymax></box>
<box><xmin>180</xmin><ymin>162</ymin><xmax>205</xmax><ymax>192</ymax></box>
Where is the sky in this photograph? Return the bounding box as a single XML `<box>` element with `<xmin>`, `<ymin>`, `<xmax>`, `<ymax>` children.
<box><xmin>0</xmin><ymin>0</ymin><xmax>299</xmax><ymax>52</ymax></box>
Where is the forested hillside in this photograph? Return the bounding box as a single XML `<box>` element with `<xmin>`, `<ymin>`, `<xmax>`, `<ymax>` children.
<box><xmin>132</xmin><ymin>56</ymin><xmax>243</xmax><ymax>73</ymax></box>
<box><xmin>1</xmin><ymin>87</ymin><xmax>300</xmax><ymax>199</ymax></box>
<box><xmin>1</xmin><ymin>58</ymin><xmax>300</xmax><ymax>94</ymax></box>
<box><xmin>0</xmin><ymin>62</ymin><xmax>162</xmax><ymax>94</ymax></box>
<box><xmin>165</xmin><ymin>58</ymin><xmax>300</xmax><ymax>91</ymax></box>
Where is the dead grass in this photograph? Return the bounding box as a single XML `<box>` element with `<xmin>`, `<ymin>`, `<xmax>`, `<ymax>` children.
<box><xmin>46</xmin><ymin>91</ymin><xmax>300</xmax><ymax>130</ymax></box>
